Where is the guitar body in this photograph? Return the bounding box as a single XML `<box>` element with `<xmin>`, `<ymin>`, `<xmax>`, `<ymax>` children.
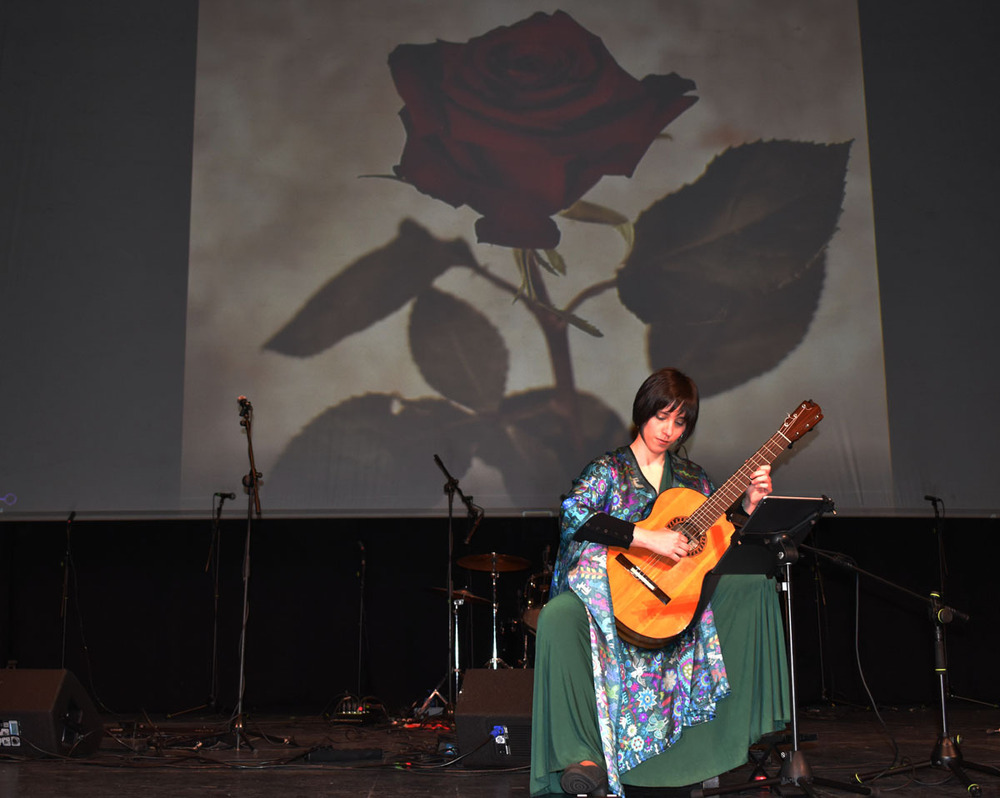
<box><xmin>605</xmin><ymin>399</ymin><xmax>822</xmax><ymax>650</ymax></box>
<box><xmin>607</xmin><ymin>487</ymin><xmax>734</xmax><ymax>649</ymax></box>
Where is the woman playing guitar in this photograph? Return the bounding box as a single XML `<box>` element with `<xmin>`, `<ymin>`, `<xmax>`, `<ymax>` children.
<box><xmin>529</xmin><ymin>368</ymin><xmax>808</xmax><ymax>798</ymax></box>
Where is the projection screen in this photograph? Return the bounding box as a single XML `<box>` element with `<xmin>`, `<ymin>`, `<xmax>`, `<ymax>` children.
<box><xmin>180</xmin><ymin>0</ymin><xmax>889</xmax><ymax>517</ymax></box>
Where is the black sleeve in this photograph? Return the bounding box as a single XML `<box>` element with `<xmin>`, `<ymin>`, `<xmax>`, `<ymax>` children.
<box><xmin>572</xmin><ymin>512</ymin><xmax>635</xmax><ymax>547</ymax></box>
<box><xmin>726</xmin><ymin>495</ymin><xmax>750</xmax><ymax>528</ymax></box>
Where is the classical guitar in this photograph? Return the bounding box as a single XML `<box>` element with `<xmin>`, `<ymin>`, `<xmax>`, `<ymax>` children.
<box><xmin>607</xmin><ymin>400</ymin><xmax>823</xmax><ymax>649</ymax></box>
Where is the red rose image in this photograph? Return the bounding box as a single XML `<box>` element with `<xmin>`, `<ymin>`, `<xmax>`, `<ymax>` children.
<box><xmin>388</xmin><ymin>11</ymin><xmax>697</xmax><ymax>249</ymax></box>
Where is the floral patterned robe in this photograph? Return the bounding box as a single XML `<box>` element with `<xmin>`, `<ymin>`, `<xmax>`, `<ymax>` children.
<box><xmin>551</xmin><ymin>445</ymin><xmax>730</xmax><ymax>793</ymax></box>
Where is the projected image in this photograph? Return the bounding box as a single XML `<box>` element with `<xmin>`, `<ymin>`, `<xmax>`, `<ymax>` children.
<box><xmin>184</xmin><ymin>1</ymin><xmax>889</xmax><ymax>515</ymax></box>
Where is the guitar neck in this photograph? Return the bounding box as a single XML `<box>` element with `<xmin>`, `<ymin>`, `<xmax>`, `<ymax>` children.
<box><xmin>688</xmin><ymin>429</ymin><xmax>791</xmax><ymax>531</ymax></box>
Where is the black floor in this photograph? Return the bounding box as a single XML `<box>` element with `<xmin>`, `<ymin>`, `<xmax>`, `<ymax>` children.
<box><xmin>3</xmin><ymin>701</ymin><xmax>1000</xmax><ymax>797</ymax></box>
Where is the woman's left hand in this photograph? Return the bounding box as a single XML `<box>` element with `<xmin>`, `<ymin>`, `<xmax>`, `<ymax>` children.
<box><xmin>742</xmin><ymin>465</ymin><xmax>772</xmax><ymax>515</ymax></box>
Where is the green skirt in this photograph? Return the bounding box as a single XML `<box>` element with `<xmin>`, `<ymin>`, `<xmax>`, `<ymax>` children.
<box><xmin>529</xmin><ymin>574</ymin><xmax>790</xmax><ymax>795</ymax></box>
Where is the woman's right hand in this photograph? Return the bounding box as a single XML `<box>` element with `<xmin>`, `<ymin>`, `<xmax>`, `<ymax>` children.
<box><xmin>630</xmin><ymin>527</ymin><xmax>692</xmax><ymax>560</ymax></box>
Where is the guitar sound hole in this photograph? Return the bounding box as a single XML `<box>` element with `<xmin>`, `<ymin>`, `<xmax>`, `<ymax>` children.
<box><xmin>670</xmin><ymin>518</ymin><xmax>706</xmax><ymax>555</ymax></box>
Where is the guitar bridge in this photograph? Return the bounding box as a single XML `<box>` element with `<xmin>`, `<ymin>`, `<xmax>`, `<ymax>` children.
<box><xmin>615</xmin><ymin>553</ymin><xmax>671</xmax><ymax>606</ymax></box>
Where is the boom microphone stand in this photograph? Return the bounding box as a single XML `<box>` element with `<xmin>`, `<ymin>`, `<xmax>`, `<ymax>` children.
<box><xmin>419</xmin><ymin>454</ymin><xmax>482</xmax><ymax>716</ymax></box>
<box><xmin>811</xmin><ymin>545</ymin><xmax>1000</xmax><ymax>795</ymax></box>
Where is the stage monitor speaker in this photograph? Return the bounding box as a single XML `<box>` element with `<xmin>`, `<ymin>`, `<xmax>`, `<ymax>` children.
<box><xmin>455</xmin><ymin>668</ymin><xmax>533</xmax><ymax>767</ymax></box>
<box><xmin>0</xmin><ymin>669</ymin><xmax>103</xmax><ymax>757</ymax></box>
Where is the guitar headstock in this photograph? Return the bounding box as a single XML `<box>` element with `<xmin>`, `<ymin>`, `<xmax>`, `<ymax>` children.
<box><xmin>781</xmin><ymin>400</ymin><xmax>823</xmax><ymax>442</ymax></box>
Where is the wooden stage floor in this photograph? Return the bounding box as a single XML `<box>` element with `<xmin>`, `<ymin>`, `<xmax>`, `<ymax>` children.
<box><xmin>2</xmin><ymin>702</ymin><xmax>1000</xmax><ymax>797</ymax></box>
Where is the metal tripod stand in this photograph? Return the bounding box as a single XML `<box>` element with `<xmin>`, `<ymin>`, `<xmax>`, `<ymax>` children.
<box><xmin>816</xmin><ymin>552</ymin><xmax>1000</xmax><ymax>796</ymax></box>
<box><xmin>697</xmin><ymin>495</ymin><xmax>874</xmax><ymax>798</ymax></box>
<box><xmin>413</xmin><ymin>454</ymin><xmax>483</xmax><ymax>719</ymax></box>
<box><xmin>166</xmin><ymin>491</ymin><xmax>235</xmax><ymax>720</ymax></box>
<box><xmin>924</xmin><ymin>495</ymin><xmax>998</xmax><ymax>709</ymax></box>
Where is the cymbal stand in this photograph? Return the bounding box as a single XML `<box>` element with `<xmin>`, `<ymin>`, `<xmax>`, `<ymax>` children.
<box><xmin>231</xmin><ymin>395</ymin><xmax>262</xmax><ymax>750</ymax></box>
<box><xmin>414</xmin><ymin>593</ymin><xmax>467</xmax><ymax>719</ymax></box>
<box><xmin>484</xmin><ymin>554</ymin><xmax>510</xmax><ymax>670</ymax></box>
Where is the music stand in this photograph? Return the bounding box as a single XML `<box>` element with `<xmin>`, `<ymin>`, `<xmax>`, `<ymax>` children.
<box><xmin>696</xmin><ymin>495</ymin><xmax>875</xmax><ymax>798</ymax></box>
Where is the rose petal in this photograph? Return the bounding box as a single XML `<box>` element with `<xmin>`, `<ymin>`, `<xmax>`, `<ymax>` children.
<box><xmin>388</xmin><ymin>10</ymin><xmax>697</xmax><ymax>249</ymax></box>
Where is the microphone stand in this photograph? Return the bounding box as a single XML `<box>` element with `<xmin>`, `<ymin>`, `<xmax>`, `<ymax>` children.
<box><xmin>357</xmin><ymin>541</ymin><xmax>366</xmax><ymax>701</ymax></box>
<box><xmin>60</xmin><ymin>511</ymin><xmax>76</xmax><ymax>668</ymax></box>
<box><xmin>423</xmin><ymin>454</ymin><xmax>482</xmax><ymax>716</ymax></box>
<box><xmin>206</xmin><ymin>493</ymin><xmax>230</xmax><ymax>714</ymax></box>
<box><xmin>323</xmin><ymin>541</ymin><xmax>369</xmax><ymax>723</ymax></box>
<box><xmin>924</xmin><ymin>495</ymin><xmax>997</xmax><ymax>708</ymax></box>
<box><xmin>232</xmin><ymin>395</ymin><xmax>262</xmax><ymax>750</ymax></box>
<box><xmin>167</xmin><ymin>491</ymin><xmax>234</xmax><ymax>719</ymax></box>
<box><xmin>809</xmin><ymin>545</ymin><xmax>1000</xmax><ymax>794</ymax></box>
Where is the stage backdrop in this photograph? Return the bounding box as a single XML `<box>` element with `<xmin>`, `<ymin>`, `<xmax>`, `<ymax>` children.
<box><xmin>183</xmin><ymin>0</ymin><xmax>888</xmax><ymax>516</ymax></box>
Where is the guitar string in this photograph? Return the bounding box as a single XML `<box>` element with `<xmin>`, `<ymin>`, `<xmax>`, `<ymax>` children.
<box><xmin>615</xmin><ymin>431</ymin><xmax>792</xmax><ymax>617</ymax></box>
<box><xmin>613</xmin><ymin>403</ymin><xmax>820</xmax><ymax>634</ymax></box>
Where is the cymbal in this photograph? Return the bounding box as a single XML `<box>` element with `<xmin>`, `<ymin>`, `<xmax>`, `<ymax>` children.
<box><xmin>428</xmin><ymin>587</ymin><xmax>489</xmax><ymax>605</ymax></box>
<box><xmin>457</xmin><ymin>552</ymin><xmax>531</xmax><ymax>573</ymax></box>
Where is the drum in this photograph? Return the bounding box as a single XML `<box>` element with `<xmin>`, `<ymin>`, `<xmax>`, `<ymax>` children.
<box><xmin>521</xmin><ymin>570</ymin><xmax>552</xmax><ymax>633</ymax></box>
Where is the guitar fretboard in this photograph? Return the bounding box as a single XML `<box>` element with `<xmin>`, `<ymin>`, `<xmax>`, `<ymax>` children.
<box><xmin>686</xmin><ymin>430</ymin><xmax>792</xmax><ymax>536</ymax></box>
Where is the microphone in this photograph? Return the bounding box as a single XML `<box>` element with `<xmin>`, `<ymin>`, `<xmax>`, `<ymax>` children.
<box><xmin>924</xmin><ymin>494</ymin><xmax>941</xmax><ymax>503</ymax></box>
<box><xmin>215</xmin><ymin>492</ymin><xmax>236</xmax><ymax>500</ymax></box>
<box><xmin>464</xmin><ymin>507</ymin><xmax>484</xmax><ymax>545</ymax></box>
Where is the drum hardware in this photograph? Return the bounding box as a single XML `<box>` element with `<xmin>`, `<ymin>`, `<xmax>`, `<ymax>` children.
<box><xmin>456</xmin><ymin>553</ymin><xmax>530</xmax><ymax>572</ymax></box>
<box><xmin>415</xmin><ymin>587</ymin><xmax>486</xmax><ymax>719</ymax></box>
<box><xmin>428</xmin><ymin>587</ymin><xmax>490</xmax><ymax>605</ymax></box>
<box><xmin>458</xmin><ymin>552</ymin><xmax>529</xmax><ymax>669</ymax></box>
<box><xmin>520</xmin><ymin>569</ymin><xmax>553</xmax><ymax>634</ymax></box>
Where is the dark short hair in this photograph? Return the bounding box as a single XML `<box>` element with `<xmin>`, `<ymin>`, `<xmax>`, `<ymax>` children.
<box><xmin>631</xmin><ymin>368</ymin><xmax>700</xmax><ymax>444</ymax></box>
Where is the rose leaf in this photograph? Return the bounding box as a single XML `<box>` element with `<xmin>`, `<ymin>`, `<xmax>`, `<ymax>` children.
<box><xmin>617</xmin><ymin>139</ymin><xmax>851</xmax><ymax>323</ymax></box>
<box><xmin>542</xmin><ymin>249</ymin><xmax>568</xmax><ymax>277</ymax></box>
<box><xmin>476</xmin><ymin>388</ymin><xmax>627</xmax><ymax>504</ymax></box>
<box><xmin>409</xmin><ymin>287</ymin><xmax>509</xmax><ymax>413</ymax></box>
<box><xmin>264</xmin><ymin>219</ymin><xmax>477</xmax><ymax>357</ymax></box>
<box><xmin>533</xmin><ymin>249</ymin><xmax>565</xmax><ymax>277</ymax></box>
<box><xmin>616</xmin><ymin>221</ymin><xmax>635</xmax><ymax>251</ymax></box>
<box><xmin>559</xmin><ymin>199</ymin><xmax>630</xmax><ymax>227</ymax></box>
<box><xmin>646</xmin><ymin>250</ymin><xmax>827</xmax><ymax>397</ymax></box>
<box><xmin>266</xmin><ymin>393</ymin><xmax>476</xmax><ymax>510</ymax></box>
